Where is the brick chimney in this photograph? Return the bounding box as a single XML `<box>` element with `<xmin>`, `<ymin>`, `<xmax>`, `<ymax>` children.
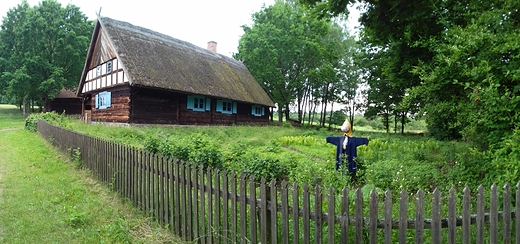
<box><xmin>207</xmin><ymin>41</ymin><xmax>217</xmax><ymax>53</ymax></box>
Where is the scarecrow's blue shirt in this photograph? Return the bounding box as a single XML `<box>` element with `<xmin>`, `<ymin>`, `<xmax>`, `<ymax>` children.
<box><xmin>326</xmin><ymin>136</ymin><xmax>369</xmax><ymax>172</ymax></box>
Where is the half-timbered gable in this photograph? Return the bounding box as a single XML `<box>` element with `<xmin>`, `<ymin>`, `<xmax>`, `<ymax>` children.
<box><xmin>77</xmin><ymin>16</ymin><xmax>274</xmax><ymax>125</ymax></box>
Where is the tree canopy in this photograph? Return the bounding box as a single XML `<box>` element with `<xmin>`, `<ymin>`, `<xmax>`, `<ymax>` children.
<box><xmin>0</xmin><ymin>0</ymin><xmax>93</xmax><ymax>114</ymax></box>
<box><xmin>300</xmin><ymin>0</ymin><xmax>519</xmax><ymax>146</ymax></box>
<box><xmin>235</xmin><ymin>0</ymin><xmax>360</xmax><ymax>126</ymax></box>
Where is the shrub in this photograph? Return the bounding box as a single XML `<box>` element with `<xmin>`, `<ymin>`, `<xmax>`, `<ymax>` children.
<box><xmin>354</xmin><ymin>116</ymin><xmax>369</xmax><ymax>127</ymax></box>
<box><xmin>240</xmin><ymin>151</ymin><xmax>290</xmax><ymax>182</ymax></box>
<box><xmin>24</xmin><ymin>112</ymin><xmax>65</xmax><ymax>132</ymax></box>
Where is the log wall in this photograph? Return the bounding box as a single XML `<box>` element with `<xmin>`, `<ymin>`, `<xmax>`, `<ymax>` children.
<box><xmin>90</xmin><ymin>86</ymin><xmax>270</xmax><ymax>125</ymax></box>
<box><xmin>130</xmin><ymin>88</ymin><xmax>179</xmax><ymax>124</ymax></box>
<box><xmin>91</xmin><ymin>85</ymin><xmax>131</xmax><ymax>123</ymax></box>
<box><xmin>50</xmin><ymin>98</ymin><xmax>82</xmax><ymax>115</ymax></box>
<box><xmin>131</xmin><ymin>87</ymin><xmax>269</xmax><ymax>125</ymax></box>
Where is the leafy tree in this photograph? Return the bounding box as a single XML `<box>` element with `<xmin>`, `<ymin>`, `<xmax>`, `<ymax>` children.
<box><xmin>301</xmin><ymin>0</ymin><xmax>519</xmax><ymax>145</ymax></box>
<box><xmin>236</xmin><ymin>1</ymin><xmax>360</xmax><ymax>126</ymax></box>
<box><xmin>413</xmin><ymin>0</ymin><xmax>520</xmax><ymax>146</ymax></box>
<box><xmin>235</xmin><ymin>1</ymin><xmax>328</xmax><ymax>122</ymax></box>
<box><xmin>0</xmin><ymin>0</ymin><xmax>93</xmax><ymax>114</ymax></box>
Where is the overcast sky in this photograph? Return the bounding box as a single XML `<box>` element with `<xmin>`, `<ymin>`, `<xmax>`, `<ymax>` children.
<box><xmin>1</xmin><ymin>0</ymin><xmax>360</xmax><ymax>57</ymax></box>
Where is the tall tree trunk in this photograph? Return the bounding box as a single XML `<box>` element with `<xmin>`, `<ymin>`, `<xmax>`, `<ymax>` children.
<box><xmin>23</xmin><ymin>97</ymin><xmax>30</xmax><ymax>117</ymax></box>
<box><xmin>384</xmin><ymin>113</ymin><xmax>389</xmax><ymax>133</ymax></box>
<box><xmin>327</xmin><ymin>102</ymin><xmax>334</xmax><ymax>130</ymax></box>
<box><xmin>394</xmin><ymin>115</ymin><xmax>398</xmax><ymax>133</ymax></box>
<box><xmin>401</xmin><ymin>112</ymin><xmax>406</xmax><ymax>134</ymax></box>
<box><xmin>284</xmin><ymin>104</ymin><xmax>290</xmax><ymax>121</ymax></box>
<box><xmin>349</xmin><ymin>98</ymin><xmax>356</xmax><ymax>132</ymax></box>
<box><xmin>278</xmin><ymin>106</ymin><xmax>283</xmax><ymax>123</ymax></box>
<box><xmin>309</xmin><ymin>102</ymin><xmax>317</xmax><ymax>125</ymax></box>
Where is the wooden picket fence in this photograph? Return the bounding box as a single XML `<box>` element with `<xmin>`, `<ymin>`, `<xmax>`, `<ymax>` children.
<box><xmin>37</xmin><ymin>120</ymin><xmax>519</xmax><ymax>243</ymax></box>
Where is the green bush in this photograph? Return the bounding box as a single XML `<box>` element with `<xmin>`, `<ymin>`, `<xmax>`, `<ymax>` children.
<box><xmin>488</xmin><ymin>129</ymin><xmax>520</xmax><ymax>184</ymax></box>
<box><xmin>24</xmin><ymin>112</ymin><xmax>65</xmax><ymax>132</ymax></box>
<box><xmin>354</xmin><ymin>116</ymin><xmax>370</xmax><ymax>127</ymax></box>
<box><xmin>147</xmin><ymin>133</ymin><xmax>224</xmax><ymax>170</ymax></box>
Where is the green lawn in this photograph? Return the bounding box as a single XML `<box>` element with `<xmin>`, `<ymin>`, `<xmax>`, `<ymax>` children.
<box><xmin>0</xmin><ymin>104</ymin><xmax>24</xmax><ymax>130</ymax></box>
<box><xmin>0</xmin><ymin>105</ymin><xmax>184</xmax><ymax>243</ymax></box>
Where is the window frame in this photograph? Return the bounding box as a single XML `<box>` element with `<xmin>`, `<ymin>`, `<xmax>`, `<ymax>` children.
<box><xmin>95</xmin><ymin>91</ymin><xmax>112</xmax><ymax>110</ymax></box>
<box><xmin>251</xmin><ymin>105</ymin><xmax>265</xmax><ymax>116</ymax></box>
<box><xmin>216</xmin><ymin>99</ymin><xmax>237</xmax><ymax>114</ymax></box>
<box><xmin>106</xmin><ymin>60</ymin><xmax>113</xmax><ymax>73</ymax></box>
<box><xmin>187</xmin><ymin>95</ymin><xmax>209</xmax><ymax>112</ymax></box>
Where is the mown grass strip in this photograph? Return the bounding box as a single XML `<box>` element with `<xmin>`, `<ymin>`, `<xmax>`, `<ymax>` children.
<box><xmin>0</xmin><ymin>127</ymin><xmax>184</xmax><ymax>243</ymax></box>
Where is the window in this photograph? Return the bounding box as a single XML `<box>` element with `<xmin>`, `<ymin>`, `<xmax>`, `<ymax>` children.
<box><xmin>251</xmin><ymin>105</ymin><xmax>264</xmax><ymax>116</ymax></box>
<box><xmin>95</xmin><ymin>91</ymin><xmax>111</xmax><ymax>109</ymax></box>
<box><xmin>216</xmin><ymin>100</ymin><xmax>236</xmax><ymax>114</ymax></box>
<box><xmin>187</xmin><ymin>95</ymin><xmax>210</xmax><ymax>112</ymax></box>
<box><xmin>106</xmin><ymin>60</ymin><xmax>113</xmax><ymax>73</ymax></box>
<box><xmin>96</xmin><ymin>65</ymin><xmax>101</xmax><ymax>77</ymax></box>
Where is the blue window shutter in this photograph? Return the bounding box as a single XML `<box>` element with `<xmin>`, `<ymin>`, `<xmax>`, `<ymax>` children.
<box><xmin>261</xmin><ymin>106</ymin><xmax>265</xmax><ymax>116</ymax></box>
<box><xmin>95</xmin><ymin>94</ymin><xmax>99</xmax><ymax>109</ymax></box>
<box><xmin>205</xmin><ymin>98</ymin><xmax>211</xmax><ymax>111</ymax></box>
<box><xmin>106</xmin><ymin>92</ymin><xmax>112</xmax><ymax>107</ymax></box>
<box><xmin>216</xmin><ymin>100</ymin><xmax>223</xmax><ymax>112</ymax></box>
<box><xmin>251</xmin><ymin>106</ymin><xmax>255</xmax><ymax>115</ymax></box>
<box><xmin>187</xmin><ymin>95</ymin><xmax>194</xmax><ymax>109</ymax></box>
<box><xmin>232</xmin><ymin>102</ymin><xmax>237</xmax><ymax>114</ymax></box>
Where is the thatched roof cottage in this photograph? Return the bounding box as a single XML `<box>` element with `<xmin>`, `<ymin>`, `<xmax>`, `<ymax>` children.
<box><xmin>77</xmin><ymin>16</ymin><xmax>274</xmax><ymax>125</ymax></box>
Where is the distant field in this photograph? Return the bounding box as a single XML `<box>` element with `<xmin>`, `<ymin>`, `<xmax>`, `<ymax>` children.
<box><xmin>0</xmin><ymin>104</ymin><xmax>24</xmax><ymax>130</ymax></box>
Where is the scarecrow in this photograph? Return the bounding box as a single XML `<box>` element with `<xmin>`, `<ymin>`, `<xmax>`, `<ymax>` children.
<box><xmin>326</xmin><ymin>118</ymin><xmax>369</xmax><ymax>175</ymax></box>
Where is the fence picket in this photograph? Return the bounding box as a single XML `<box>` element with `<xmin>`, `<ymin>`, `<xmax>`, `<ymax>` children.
<box><xmin>239</xmin><ymin>174</ymin><xmax>246</xmax><ymax>244</ymax></box>
<box><xmin>270</xmin><ymin>179</ymin><xmax>278</xmax><ymax>244</ymax></box>
<box><xmin>214</xmin><ymin>169</ymin><xmax>221</xmax><ymax>243</ymax></box>
<box><xmin>432</xmin><ymin>188</ymin><xmax>442</xmax><ymax>243</ymax></box>
<box><xmin>281</xmin><ymin>181</ymin><xmax>289</xmax><ymax>244</ymax></box>
<box><xmin>490</xmin><ymin>184</ymin><xmax>498</xmax><ymax>244</ymax></box>
<box><xmin>250</xmin><ymin>177</ymin><xmax>257</xmax><ymax>244</ymax></box>
<box><xmin>503</xmin><ymin>183</ymin><xmax>511</xmax><ymax>244</ymax></box>
<box><xmin>199</xmin><ymin>166</ymin><xmax>206</xmax><ymax>244</ymax></box>
<box><xmin>463</xmin><ymin>186</ymin><xmax>470</xmax><ymax>244</ymax></box>
<box><xmin>192</xmin><ymin>164</ymin><xmax>199</xmax><ymax>241</ymax></box>
<box><xmin>222</xmin><ymin>170</ymin><xmax>229</xmax><ymax>244</ymax></box>
<box><xmin>315</xmin><ymin>186</ymin><xmax>322</xmax><ymax>244</ymax></box>
<box><xmin>515</xmin><ymin>181</ymin><xmax>520</xmax><ymax>244</ymax></box>
<box><xmin>369</xmin><ymin>189</ymin><xmax>377</xmax><ymax>244</ymax></box>
<box><xmin>341</xmin><ymin>187</ymin><xmax>349</xmax><ymax>244</ymax></box>
<box><xmin>207</xmin><ymin>168</ymin><xmax>213</xmax><ymax>244</ymax></box>
<box><xmin>186</xmin><ymin>164</ymin><xmax>193</xmax><ymax>241</ymax></box>
<box><xmin>384</xmin><ymin>190</ymin><xmax>392</xmax><ymax>244</ymax></box>
<box><xmin>303</xmin><ymin>184</ymin><xmax>310</xmax><ymax>244</ymax></box>
<box><xmin>328</xmin><ymin>187</ymin><xmax>335</xmax><ymax>244</ymax></box>
<box><xmin>292</xmin><ymin>182</ymin><xmax>299</xmax><ymax>244</ymax></box>
<box><xmin>260</xmin><ymin>178</ymin><xmax>268</xmax><ymax>244</ymax></box>
<box><xmin>181</xmin><ymin>163</ymin><xmax>187</xmax><ymax>240</ymax></box>
<box><xmin>230</xmin><ymin>172</ymin><xmax>237</xmax><ymax>244</ymax></box>
<box><xmin>415</xmin><ymin>189</ymin><xmax>424</xmax><ymax>244</ymax></box>
<box><xmin>356</xmin><ymin>188</ymin><xmax>363</xmax><ymax>243</ymax></box>
<box><xmin>477</xmin><ymin>185</ymin><xmax>484</xmax><ymax>244</ymax></box>
<box><xmin>399</xmin><ymin>189</ymin><xmax>408</xmax><ymax>244</ymax></box>
<box><xmin>448</xmin><ymin>188</ymin><xmax>456</xmax><ymax>244</ymax></box>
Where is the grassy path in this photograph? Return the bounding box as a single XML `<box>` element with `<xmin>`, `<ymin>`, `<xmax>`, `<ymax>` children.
<box><xmin>0</xmin><ymin>106</ymin><xmax>183</xmax><ymax>243</ymax></box>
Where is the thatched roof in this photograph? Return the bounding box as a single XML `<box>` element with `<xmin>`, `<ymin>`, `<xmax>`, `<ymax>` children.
<box><xmin>80</xmin><ymin>16</ymin><xmax>274</xmax><ymax>107</ymax></box>
<box><xmin>55</xmin><ymin>88</ymin><xmax>78</xmax><ymax>99</ymax></box>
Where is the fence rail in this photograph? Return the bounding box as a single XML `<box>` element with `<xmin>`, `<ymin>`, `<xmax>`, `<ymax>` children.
<box><xmin>37</xmin><ymin>120</ymin><xmax>519</xmax><ymax>243</ymax></box>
